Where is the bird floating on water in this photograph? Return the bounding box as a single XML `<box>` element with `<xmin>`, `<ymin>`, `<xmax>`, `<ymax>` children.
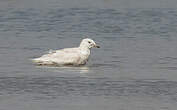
<box><xmin>32</xmin><ymin>38</ymin><xmax>100</xmax><ymax>66</ymax></box>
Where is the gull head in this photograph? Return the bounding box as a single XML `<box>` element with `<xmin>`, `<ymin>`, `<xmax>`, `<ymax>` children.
<box><xmin>80</xmin><ymin>38</ymin><xmax>100</xmax><ymax>49</ymax></box>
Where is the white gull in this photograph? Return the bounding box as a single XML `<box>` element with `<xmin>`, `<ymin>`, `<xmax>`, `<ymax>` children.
<box><xmin>32</xmin><ymin>38</ymin><xmax>100</xmax><ymax>66</ymax></box>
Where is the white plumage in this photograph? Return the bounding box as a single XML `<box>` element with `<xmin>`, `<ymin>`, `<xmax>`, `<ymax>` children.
<box><xmin>32</xmin><ymin>38</ymin><xmax>100</xmax><ymax>66</ymax></box>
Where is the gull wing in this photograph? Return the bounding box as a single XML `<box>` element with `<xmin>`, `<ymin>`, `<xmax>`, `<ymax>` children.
<box><xmin>33</xmin><ymin>48</ymin><xmax>82</xmax><ymax>65</ymax></box>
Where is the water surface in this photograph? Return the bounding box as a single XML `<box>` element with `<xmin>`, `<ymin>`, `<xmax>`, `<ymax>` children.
<box><xmin>1</xmin><ymin>0</ymin><xmax>177</xmax><ymax>110</ymax></box>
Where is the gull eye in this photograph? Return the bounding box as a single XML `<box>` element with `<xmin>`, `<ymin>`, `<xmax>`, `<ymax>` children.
<box><xmin>88</xmin><ymin>41</ymin><xmax>91</xmax><ymax>44</ymax></box>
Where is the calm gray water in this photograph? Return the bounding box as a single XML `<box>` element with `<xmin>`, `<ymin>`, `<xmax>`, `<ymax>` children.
<box><xmin>1</xmin><ymin>0</ymin><xmax>177</xmax><ymax>110</ymax></box>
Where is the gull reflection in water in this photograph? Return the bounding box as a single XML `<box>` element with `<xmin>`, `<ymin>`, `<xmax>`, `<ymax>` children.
<box><xmin>57</xmin><ymin>66</ymin><xmax>90</xmax><ymax>73</ymax></box>
<box><xmin>35</xmin><ymin>65</ymin><xmax>90</xmax><ymax>74</ymax></box>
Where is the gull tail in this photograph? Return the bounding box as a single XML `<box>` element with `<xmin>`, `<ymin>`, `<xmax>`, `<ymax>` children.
<box><xmin>31</xmin><ymin>58</ymin><xmax>41</xmax><ymax>63</ymax></box>
<box><xmin>31</xmin><ymin>57</ymin><xmax>55</xmax><ymax>65</ymax></box>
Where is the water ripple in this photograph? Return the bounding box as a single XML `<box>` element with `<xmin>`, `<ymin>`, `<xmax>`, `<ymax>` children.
<box><xmin>0</xmin><ymin>77</ymin><xmax>177</xmax><ymax>101</ymax></box>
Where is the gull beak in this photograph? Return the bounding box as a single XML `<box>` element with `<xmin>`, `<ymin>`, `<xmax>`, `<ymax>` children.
<box><xmin>96</xmin><ymin>45</ymin><xmax>100</xmax><ymax>48</ymax></box>
<box><xmin>95</xmin><ymin>44</ymin><xmax>100</xmax><ymax>48</ymax></box>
